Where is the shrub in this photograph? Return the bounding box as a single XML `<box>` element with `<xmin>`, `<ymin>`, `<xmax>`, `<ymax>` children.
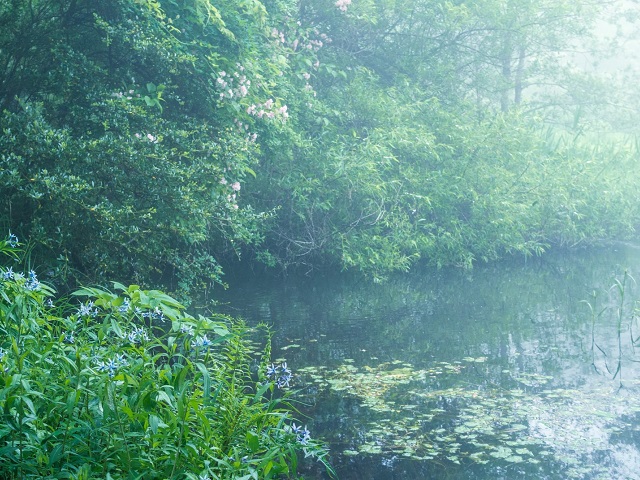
<box><xmin>0</xmin><ymin>236</ymin><xmax>333</xmax><ymax>479</ymax></box>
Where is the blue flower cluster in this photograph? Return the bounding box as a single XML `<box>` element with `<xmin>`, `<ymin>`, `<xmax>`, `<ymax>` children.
<box><xmin>1</xmin><ymin>267</ymin><xmax>41</xmax><ymax>291</ymax></box>
<box><xmin>127</xmin><ymin>325</ymin><xmax>149</xmax><ymax>344</ymax></box>
<box><xmin>291</xmin><ymin>423</ymin><xmax>311</xmax><ymax>445</ymax></box>
<box><xmin>118</xmin><ymin>298</ymin><xmax>130</xmax><ymax>313</ymax></box>
<box><xmin>96</xmin><ymin>354</ymin><xmax>128</xmax><ymax>378</ymax></box>
<box><xmin>140</xmin><ymin>307</ymin><xmax>165</xmax><ymax>322</ymax></box>
<box><xmin>266</xmin><ymin>362</ymin><xmax>293</xmax><ymax>389</ymax></box>
<box><xmin>25</xmin><ymin>270</ymin><xmax>40</xmax><ymax>291</ymax></box>
<box><xmin>79</xmin><ymin>301</ymin><xmax>98</xmax><ymax>317</ymax></box>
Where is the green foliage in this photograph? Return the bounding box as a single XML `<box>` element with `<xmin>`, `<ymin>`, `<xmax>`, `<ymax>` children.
<box><xmin>0</xmin><ymin>240</ymin><xmax>333</xmax><ymax>479</ymax></box>
<box><xmin>1</xmin><ymin>0</ymin><xmax>639</xmax><ymax>289</ymax></box>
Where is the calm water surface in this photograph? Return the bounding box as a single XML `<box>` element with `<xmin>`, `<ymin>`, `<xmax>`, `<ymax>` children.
<box><xmin>217</xmin><ymin>244</ymin><xmax>640</xmax><ymax>479</ymax></box>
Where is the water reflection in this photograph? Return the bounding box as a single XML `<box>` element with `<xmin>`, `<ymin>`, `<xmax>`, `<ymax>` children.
<box><xmin>217</xmin><ymin>244</ymin><xmax>640</xmax><ymax>479</ymax></box>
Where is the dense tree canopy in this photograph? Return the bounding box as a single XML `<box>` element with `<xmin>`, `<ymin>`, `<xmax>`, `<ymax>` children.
<box><xmin>1</xmin><ymin>0</ymin><xmax>639</xmax><ymax>292</ymax></box>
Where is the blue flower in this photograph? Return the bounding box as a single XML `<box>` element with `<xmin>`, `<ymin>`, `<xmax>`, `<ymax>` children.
<box><xmin>291</xmin><ymin>423</ymin><xmax>311</xmax><ymax>445</ymax></box>
<box><xmin>96</xmin><ymin>355</ymin><xmax>127</xmax><ymax>377</ymax></box>
<box><xmin>128</xmin><ymin>326</ymin><xmax>149</xmax><ymax>344</ymax></box>
<box><xmin>0</xmin><ymin>348</ymin><xmax>5</xmax><ymax>362</ymax></box>
<box><xmin>195</xmin><ymin>334</ymin><xmax>212</xmax><ymax>348</ymax></box>
<box><xmin>3</xmin><ymin>267</ymin><xmax>14</xmax><ymax>280</ymax></box>
<box><xmin>63</xmin><ymin>331</ymin><xmax>75</xmax><ymax>344</ymax></box>
<box><xmin>118</xmin><ymin>298</ymin><xmax>130</xmax><ymax>313</ymax></box>
<box><xmin>79</xmin><ymin>301</ymin><xmax>98</xmax><ymax>317</ymax></box>
<box><xmin>151</xmin><ymin>307</ymin><xmax>165</xmax><ymax>322</ymax></box>
<box><xmin>180</xmin><ymin>324</ymin><xmax>195</xmax><ymax>336</ymax></box>
<box><xmin>266</xmin><ymin>363</ymin><xmax>278</xmax><ymax>379</ymax></box>
<box><xmin>8</xmin><ymin>233</ymin><xmax>18</xmax><ymax>248</ymax></box>
<box><xmin>25</xmin><ymin>270</ymin><xmax>40</xmax><ymax>291</ymax></box>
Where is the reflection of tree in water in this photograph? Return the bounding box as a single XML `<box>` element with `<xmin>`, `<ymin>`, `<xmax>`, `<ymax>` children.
<box><xmin>219</xmin><ymin>244</ymin><xmax>640</xmax><ymax>478</ymax></box>
<box><xmin>299</xmin><ymin>358</ymin><xmax>640</xmax><ymax>479</ymax></box>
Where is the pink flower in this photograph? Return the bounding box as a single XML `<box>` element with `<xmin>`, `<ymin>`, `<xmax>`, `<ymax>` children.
<box><xmin>335</xmin><ymin>0</ymin><xmax>351</xmax><ymax>12</ymax></box>
<box><xmin>231</xmin><ymin>182</ymin><xmax>241</xmax><ymax>192</ymax></box>
<box><xmin>303</xmin><ymin>72</ymin><xmax>311</xmax><ymax>80</ymax></box>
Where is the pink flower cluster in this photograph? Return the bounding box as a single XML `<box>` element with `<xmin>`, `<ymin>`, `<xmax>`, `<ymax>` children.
<box><xmin>219</xmin><ymin>177</ymin><xmax>242</xmax><ymax>209</ymax></box>
<box><xmin>271</xmin><ymin>28</ymin><xmax>286</xmax><ymax>43</ymax></box>
<box><xmin>246</xmin><ymin>99</ymin><xmax>289</xmax><ymax>122</ymax></box>
<box><xmin>216</xmin><ymin>69</ymin><xmax>250</xmax><ymax>100</ymax></box>
<box><xmin>335</xmin><ymin>0</ymin><xmax>351</xmax><ymax>12</ymax></box>
<box><xmin>134</xmin><ymin>133</ymin><xmax>158</xmax><ymax>143</ymax></box>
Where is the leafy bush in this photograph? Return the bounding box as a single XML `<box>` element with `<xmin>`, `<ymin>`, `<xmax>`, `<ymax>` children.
<box><xmin>0</xmin><ymin>237</ymin><xmax>333</xmax><ymax>479</ymax></box>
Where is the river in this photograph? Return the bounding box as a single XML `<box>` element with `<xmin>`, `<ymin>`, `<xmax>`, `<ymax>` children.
<box><xmin>216</xmin><ymin>243</ymin><xmax>640</xmax><ymax>479</ymax></box>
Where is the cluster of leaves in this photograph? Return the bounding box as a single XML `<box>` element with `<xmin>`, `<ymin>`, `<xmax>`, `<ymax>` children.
<box><xmin>0</xmin><ymin>238</ymin><xmax>333</xmax><ymax>479</ymax></box>
<box><xmin>0</xmin><ymin>0</ymin><xmax>291</xmax><ymax>294</ymax></box>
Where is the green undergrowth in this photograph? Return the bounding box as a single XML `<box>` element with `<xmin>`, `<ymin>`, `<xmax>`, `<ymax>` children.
<box><xmin>0</xmin><ymin>237</ymin><xmax>334</xmax><ymax>479</ymax></box>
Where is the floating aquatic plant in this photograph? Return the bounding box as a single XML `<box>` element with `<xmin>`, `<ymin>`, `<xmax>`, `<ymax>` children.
<box><xmin>297</xmin><ymin>356</ymin><xmax>640</xmax><ymax>477</ymax></box>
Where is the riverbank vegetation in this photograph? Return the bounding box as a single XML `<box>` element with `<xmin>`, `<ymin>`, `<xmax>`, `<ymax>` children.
<box><xmin>0</xmin><ymin>238</ymin><xmax>333</xmax><ymax>479</ymax></box>
<box><xmin>2</xmin><ymin>0</ymin><xmax>639</xmax><ymax>293</ymax></box>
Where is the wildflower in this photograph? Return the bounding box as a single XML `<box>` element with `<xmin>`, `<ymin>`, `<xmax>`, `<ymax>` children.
<box><xmin>79</xmin><ymin>301</ymin><xmax>98</xmax><ymax>317</ymax></box>
<box><xmin>291</xmin><ymin>423</ymin><xmax>311</xmax><ymax>445</ymax></box>
<box><xmin>335</xmin><ymin>0</ymin><xmax>351</xmax><ymax>12</ymax></box>
<box><xmin>266</xmin><ymin>363</ymin><xmax>278</xmax><ymax>379</ymax></box>
<box><xmin>303</xmin><ymin>72</ymin><xmax>311</xmax><ymax>81</ymax></box>
<box><xmin>8</xmin><ymin>233</ymin><xmax>18</xmax><ymax>247</ymax></box>
<box><xmin>219</xmin><ymin>177</ymin><xmax>227</xmax><ymax>185</ymax></box>
<box><xmin>0</xmin><ymin>347</ymin><xmax>5</xmax><ymax>361</ymax></box>
<box><xmin>3</xmin><ymin>267</ymin><xmax>14</xmax><ymax>280</ymax></box>
<box><xmin>180</xmin><ymin>323</ymin><xmax>195</xmax><ymax>335</ymax></box>
<box><xmin>118</xmin><ymin>298</ymin><xmax>130</xmax><ymax>313</ymax></box>
<box><xmin>195</xmin><ymin>334</ymin><xmax>212</xmax><ymax>348</ymax></box>
<box><xmin>277</xmin><ymin>373</ymin><xmax>292</xmax><ymax>388</ymax></box>
<box><xmin>63</xmin><ymin>331</ymin><xmax>75</xmax><ymax>344</ymax></box>
<box><xmin>115</xmin><ymin>353</ymin><xmax>128</xmax><ymax>366</ymax></box>
<box><xmin>151</xmin><ymin>307</ymin><xmax>165</xmax><ymax>322</ymax></box>
<box><xmin>128</xmin><ymin>325</ymin><xmax>149</xmax><ymax>344</ymax></box>
<box><xmin>25</xmin><ymin>270</ymin><xmax>40</xmax><ymax>291</ymax></box>
<box><xmin>266</xmin><ymin>362</ymin><xmax>293</xmax><ymax>388</ymax></box>
<box><xmin>45</xmin><ymin>298</ymin><xmax>54</xmax><ymax>308</ymax></box>
<box><xmin>97</xmin><ymin>354</ymin><xmax>127</xmax><ymax>377</ymax></box>
<box><xmin>231</xmin><ymin>182</ymin><xmax>241</xmax><ymax>192</ymax></box>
